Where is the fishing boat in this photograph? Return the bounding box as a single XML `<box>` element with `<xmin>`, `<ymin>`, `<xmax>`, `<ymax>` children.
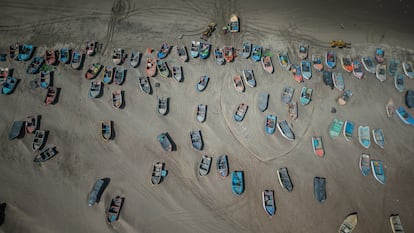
<box><xmin>390</xmin><ymin>214</ymin><xmax>405</xmax><ymax>233</ymax></box>
<box><xmin>258</xmin><ymin>93</ymin><xmax>269</xmax><ymax>112</ymax></box>
<box><xmin>102</xmin><ymin>66</ymin><xmax>114</xmax><ymax>84</ymax></box>
<box><xmin>85</xmin><ymin>40</ymin><xmax>96</xmax><ymax>56</ymax></box>
<box><xmin>112</xmin><ymin>48</ymin><xmax>124</xmax><ymax>65</ymax></box>
<box><xmin>39</xmin><ymin>72</ymin><xmax>52</xmax><ymax>89</ymax></box>
<box><xmin>45</xmin><ymin>50</ymin><xmax>57</xmax><ymax>65</ymax></box>
<box><xmin>332</xmin><ymin>73</ymin><xmax>345</xmax><ymax>92</ymax></box>
<box><xmin>223</xmin><ymin>46</ymin><xmax>234</xmax><ymax>63</ymax></box>
<box><xmin>261</xmin><ymin>55</ymin><xmax>274</xmax><ymax>74</ymax></box>
<box><xmin>157</xmin><ymin>43</ymin><xmax>171</xmax><ymax>59</ymax></box>
<box><xmin>394</xmin><ymin>73</ymin><xmax>405</xmax><ymax>92</ymax></box>
<box><xmin>352</xmin><ymin>60</ymin><xmax>364</xmax><ymax>79</ymax></box>
<box><xmin>371</xmin><ymin>160</ymin><xmax>385</xmax><ymax>184</ymax></box>
<box><xmin>234</xmin><ymin>103</ymin><xmax>248</xmax><ymax>122</ymax></box>
<box><xmin>343</xmin><ymin>120</ymin><xmax>355</xmax><ymax>141</ymax></box>
<box><xmin>376</xmin><ymin>64</ymin><xmax>387</xmax><ymax>82</ymax></box>
<box><xmin>262</xmin><ymin>190</ymin><xmax>276</xmax><ymax>217</ymax></box>
<box><xmin>25</xmin><ymin>115</ymin><xmax>38</xmax><ymax>134</ymax></box>
<box><xmin>214</xmin><ymin>48</ymin><xmax>225</xmax><ymax>65</ymax></box>
<box><xmin>291</xmin><ymin>64</ymin><xmax>303</xmax><ymax>83</ymax></box>
<box><xmin>18</xmin><ymin>44</ymin><xmax>34</xmax><ymax>61</ymax></box>
<box><xmin>329</xmin><ymin>118</ymin><xmax>344</xmax><ymax>138</ymax></box>
<box><xmin>199</xmin><ymin>155</ymin><xmax>212</xmax><ymax>176</ymax></box>
<box><xmin>0</xmin><ymin>67</ymin><xmax>9</xmax><ymax>82</ymax></box>
<box><xmin>388</xmin><ymin>59</ymin><xmax>399</xmax><ymax>76</ymax></box>
<box><xmin>199</xmin><ymin>42</ymin><xmax>211</xmax><ymax>59</ymax></box>
<box><xmin>145</xmin><ymin>58</ymin><xmax>157</xmax><ymax>77</ymax></box>
<box><xmin>386</xmin><ymin>98</ymin><xmax>396</xmax><ymax>118</ymax></box>
<box><xmin>89</xmin><ymin>80</ymin><xmax>102</xmax><ymax>98</ymax></box>
<box><xmin>325</xmin><ymin>51</ymin><xmax>336</xmax><ymax>69</ymax></box>
<box><xmin>288</xmin><ymin>102</ymin><xmax>298</xmax><ymax>120</ymax></box>
<box><xmin>361</xmin><ymin>56</ymin><xmax>376</xmax><ymax>73</ymax></box>
<box><xmin>265</xmin><ymin>114</ymin><xmax>277</xmax><ymax>135</ymax></box>
<box><xmin>358</xmin><ymin>125</ymin><xmax>370</xmax><ymax>149</ymax></box>
<box><xmin>129</xmin><ymin>49</ymin><xmax>141</xmax><ymax>68</ymax></box>
<box><xmin>301</xmin><ymin>60</ymin><xmax>312</xmax><ymax>80</ymax></box>
<box><xmin>101</xmin><ymin>121</ymin><xmax>112</xmax><ymax>141</ymax></box>
<box><xmin>359</xmin><ymin>153</ymin><xmax>370</xmax><ymax>176</ymax></box>
<box><xmin>229</xmin><ymin>14</ymin><xmax>239</xmax><ymax>32</ymax></box>
<box><xmin>231</xmin><ymin>171</ymin><xmax>244</xmax><ymax>195</ymax></box>
<box><xmin>58</xmin><ymin>48</ymin><xmax>70</xmax><ymax>64</ymax></box>
<box><xmin>251</xmin><ymin>45</ymin><xmax>262</xmax><ymax>62</ymax></box>
<box><xmin>106</xmin><ymin>196</ymin><xmax>124</xmax><ymax>223</ymax></box>
<box><xmin>44</xmin><ymin>87</ymin><xmax>57</xmax><ymax>105</ymax></box>
<box><xmin>337</xmin><ymin>89</ymin><xmax>352</xmax><ymax>106</ymax></box>
<box><xmin>278</xmin><ymin>52</ymin><xmax>291</xmax><ymax>71</ymax></box>
<box><xmin>195</xmin><ymin>104</ymin><xmax>207</xmax><ymax>123</ymax></box>
<box><xmin>277</xmin><ymin>167</ymin><xmax>293</xmax><ymax>192</ymax></box>
<box><xmin>196</xmin><ymin>75</ymin><xmax>209</xmax><ymax>92</ymax></box>
<box><xmin>241</xmin><ymin>41</ymin><xmax>252</xmax><ymax>59</ymax></box>
<box><xmin>156</xmin><ymin>60</ymin><xmax>170</xmax><ymax>78</ymax></box>
<box><xmin>300</xmin><ymin>86</ymin><xmax>312</xmax><ymax>105</ymax></box>
<box><xmin>27</xmin><ymin>56</ymin><xmax>44</xmax><ymax>74</ymax></box>
<box><xmin>151</xmin><ymin>162</ymin><xmax>167</xmax><ymax>185</ymax></box>
<box><xmin>1</xmin><ymin>77</ymin><xmax>17</xmax><ymax>95</ymax></box>
<box><xmin>32</xmin><ymin>130</ymin><xmax>46</xmax><ymax>151</ymax></box>
<box><xmin>341</xmin><ymin>55</ymin><xmax>353</xmax><ymax>72</ymax></box>
<box><xmin>111</xmin><ymin>90</ymin><xmax>123</xmax><ymax>109</ymax></box>
<box><xmin>233</xmin><ymin>75</ymin><xmax>245</xmax><ymax>93</ymax></box>
<box><xmin>176</xmin><ymin>45</ymin><xmax>188</xmax><ymax>62</ymax></box>
<box><xmin>281</xmin><ymin>86</ymin><xmax>294</xmax><ymax>104</ymax></box>
<box><xmin>138</xmin><ymin>76</ymin><xmax>151</xmax><ymax>95</ymax></box>
<box><xmin>190</xmin><ymin>130</ymin><xmax>203</xmax><ymax>151</ymax></box>
<box><xmin>242</xmin><ymin>69</ymin><xmax>256</xmax><ymax>87</ymax></box>
<box><xmin>157</xmin><ymin>132</ymin><xmax>172</xmax><ymax>152</ymax></box>
<box><xmin>71</xmin><ymin>50</ymin><xmax>84</xmax><ymax>70</ymax></box>
<box><xmin>84</xmin><ymin>63</ymin><xmax>102</xmax><ymax>79</ymax></box>
<box><xmin>312</xmin><ymin>136</ymin><xmax>324</xmax><ymax>157</ymax></box>
<box><xmin>172</xmin><ymin>66</ymin><xmax>182</xmax><ymax>82</ymax></box>
<box><xmin>298</xmin><ymin>44</ymin><xmax>308</xmax><ymax>60</ymax></box>
<box><xmin>372</xmin><ymin>128</ymin><xmax>385</xmax><ymax>149</ymax></box>
<box><xmin>8</xmin><ymin>43</ymin><xmax>19</xmax><ymax>60</ymax></box>
<box><xmin>87</xmin><ymin>178</ymin><xmax>106</xmax><ymax>206</ymax></box>
<box><xmin>114</xmin><ymin>67</ymin><xmax>125</xmax><ymax>85</ymax></box>
<box><xmin>190</xmin><ymin>41</ymin><xmax>200</xmax><ymax>58</ymax></box>
<box><xmin>277</xmin><ymin>120</ymin><xmax>295</xmax><ymax>141</ymax></box>
<box><xmin>216</xmin><ymin>155</ymin><xmax>229</xmax><ymax>177</ymax></box>
<box><xmin>338</xmin><ymin>213</ymin><xmax>358</xmax><ymax>233</ymax></box>
<box><xmin>8</xmin><ymin>121</ymin><xmax>24</xmax><ymax>140</ymax></box>
<box><xmin>157</xmin><ymin>97</ymin><xmax>169</xmax><ymax>115</ymax></box>
<box><xmin>406</xmin><ymin>90</ymin><xmax>414</xmax><ymax>109</ymax></box>
<box><xmin>396</xmin><ymin>106</ymin><xmax>414</xmax><ymax>125</ymax></box>
<box><xmin>314</xmin><ymin>177</ymin><xmax>326</xmax><ymax>203</ymax></box>
<box><xmin>402</xmin><ymin>62</ymin><xmax>414</xmax><ymax>78</ymax></box>
<box><xmin>374</xmin><ymin>47</ymin><xmax>385</xmax><ymax>63</ymax></box>
<box><xmin>33</xmin><ymin>146</ymin><xmax>57</xmax><ymax>163</ymax></box>
<box><xmin>312</xmin><ymin>54</ymin><xmax>323</xmax><ymax>71</ymax></box>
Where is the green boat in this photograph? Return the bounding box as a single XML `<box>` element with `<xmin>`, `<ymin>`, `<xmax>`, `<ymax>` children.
<box><xmin>329</xmin><ymin>118</ymin><xmax>344</xmax><ymax>138</ymax></box>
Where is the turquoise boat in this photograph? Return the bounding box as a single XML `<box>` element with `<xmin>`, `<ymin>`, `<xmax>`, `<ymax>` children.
<box><xmin>59</xmin><ymin>48</ymin><xmax>70</xmax><ymax>64</ymax></box>
<box><xmin>371</xmin><ymin>160</ymin><xmax>385</xmax><ymax>184</ymax></box>
<box><xmin>18</xmin><ymin>44</ymin><xmax>34</xmax><ymax>61</ymax></box>
<box><xmin>389</xmin><ymin>59</ymin><xmax>400</xmax><ymax>76</ymax></box>
<box><xmin>190</xmin><ymin>41</ymin><xmax>200</xmax><ymax>58</ymax></box>
<box><xmin>358</xmin><ymin>126</ymin><xmax>370</xmax><ymax>149</ymax></box>
<box><xmin>278</xmin><ymin>52</ymin><xmax>291</xmax><ymax>71</ymax></box>
<box><xmin>157</xmin><ymin>43</ymin><xmax>170</xmax><ymax>59</ymax></box>
<box><xmin>265</xmin><ymin>114</ymin><xmax>277</xmax><ymax>135</ymax></box>
<box><xmin>329</xmin><ymin>118</ymin><xmax>344</xmax><ymax>138</ymax></box>
<box><xmin>262</xmin><ymin>190</ymin><xmax>276</xmax><ymax>217</ymax></box>
<box><xmin>301</xmin><ymin>60</ymin><xmax>312</xmax><ymax>79</ymax></box>
<box><xmin>251</xmin><ymin>45</ymin><xmax>262</xmax><ymax>62</ymax></box>
<box><xmin>359</xmin><ymin>153</ymin><xmax>370</xmax><ymax>176</ymax></box>
<box><xmin>199</xmin><ymin>42</ymin><xmax>211</xmax><ymax>59</ymax></box>
<box><xmin>396</xmin><ymin>106</ymin><xmax>414</xmax><ymax>125</ymax></box>
<box><xmin>231</xmin><ymin>171</ymin><xmax>244</xmax><ymax>195</ymax></box>
<box><xmin>26</xmin><ymin>56</ymin><xmax>44</xmax><ymax>74</ymax></box>
<box><xmin>325</xmin><ymin>51</ymin><xmax>336</xmax><ymax>69</ymax></box>
<box><xmin>300</xmin><ymin>86</ymin><xmax>312</xmax><ymax>105</ymax></box>
<box><xmin>343</xmin><ymin>120</ymin><xmax>355</xmax><ymax>141</ymax></box>
<box><xmin>1</xmin><ymin>77</ymin><xmax>17</xmax><ymax>95</ymax></box>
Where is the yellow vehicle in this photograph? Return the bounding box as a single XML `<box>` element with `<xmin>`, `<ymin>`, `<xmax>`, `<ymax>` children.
<box><xmin>200</xmin><ymin>22</ymin><xmax>216</xmax><ymax>41</ymax></box>
<box><xmin>330</xmin><ymin>40</ymin><xmax>351</xmax><ymax>48</ymax></box>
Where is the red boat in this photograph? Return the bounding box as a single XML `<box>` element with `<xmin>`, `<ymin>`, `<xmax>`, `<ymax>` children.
<box><xmin>25</xmin><ymin>115</ymin><xmax>38</xmax><ymax>134</ymax></box>
<box><xmin>146</xmin><ymin>58</ymin><xmax>157</xmax><ymax>77</ymax></box>
<box><xmin>45</xmin><ymin>50</ymin><xmax>57</xmax><ymax>65</ymax></box>
<box><xmin>223</xmin><ymin>46</ymin><xmax>234</xmax><ymax>63</ymax></box>
<box><xmin>44</xmin><ymin>87</ymin><xmax>57</xmax><ymax>105</ymax></box>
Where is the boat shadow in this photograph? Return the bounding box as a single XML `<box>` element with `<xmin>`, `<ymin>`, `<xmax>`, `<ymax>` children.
<box><xmin>110</xmin><ymin>121</ymin><xmax>116</xmax><ymax>140</ymax></box>
<box><xmin>165</xmin><ymin>133</ymin><xmax>177</xmax><ymax>152</ymax></box>
<box><xmin>119</xmin><ymin>90</ymin><xmax>126</xmax><ymax>109</ymax></box>
<box><xmin>51</xmin><ymin>88</ymin><xmax>62</xmax><ymax>105</ymax></box>
<box><xmin>97</xmin><ymin>178</ymin><xmax>111</xmax><ymax>204</ymax></box>
<box><xmin>0</xmin><ymin>202</ymin><xmax>6</xmax><ymax>226</ymax></box>
<box><xmin>36</xmin><ymin>115</ymin><xmax>42</xmax><ymax>131</ymax></box>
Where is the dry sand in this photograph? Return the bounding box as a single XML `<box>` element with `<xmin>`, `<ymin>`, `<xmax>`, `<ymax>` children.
<box><xmin>1</xmin><ymin>0</ymin><xmax>414</xmax><ymax>232</ymax></box>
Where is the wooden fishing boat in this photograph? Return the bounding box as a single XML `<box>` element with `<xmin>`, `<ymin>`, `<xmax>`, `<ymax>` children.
<box><xmin>358</xmin><ymin>125</ymin><xmax>370</xmax><ymax>149</ymax></box>
<box><xmin>102</xmin><ymin>66</ymin><xmax>114</xmax><ymax>84</ymax></box>
<box><xmin>25</xmin><ymin>115</ymin><xmax>38</xmax><ymax>134</ymax></box>
<box><xmin>341</xmin><ymin>55</ymin><xmax>353</xmax><ymax>72</ymax></box>
<box><xmin>325</xmin><ymin>51</ymin><xmax>336</xmax><ymax>69</ymax></box>
<box><xmin>216</xmin><ymin>155</ymin><xmax>229</xmax><ymax>177</ymax></box>
<box><xmin>156</xmin><ymin>60</ymin><xmax>170</xmax><ymax>78</ymax></box>
<box><xmin>258</xmin><ymin>92</ymin><xmax>269</xmax><ymax>112</ymax></box>
<box><xmin>106</xmin><ymin>196</ymin><xmax>124</xmax><ymax>223</ymax></box>
<box><xmin>146</xmin><ymin>58</ymin><xmax>157</xmax><ymax>77</ymax></box>
<box><xmin>375</xmin><ymin>48</ymin><xmax>384</xmax><ymax>63</ymax></box>
<box><xmin>291</xmin><ymin>64</ymin><xmax>303</xmax><ymax>83</ymax></box>
<box><xmin>18</xmin><ymin>44</ymin><xmax>34</xmax><ymax>61</ymax></box>
<box><xmin>114</xmin><ymin>67</ymin><xmax>125</xmax><ymax>85</ymax></box>
<box><xmin>329</xmin><ymin>118</ymin><xmax>344</xmax><ymax>138</ymax></box>
<box><xmin>241</xmin><ymin>41</ymin><xmax>252</xmax><ymax>59</ymax></box>
<box><xmin>359</xmin><ymin>153</ymin><xmax>370</xmax><ymax>176</ymax></box>
<box><xmin>196</xmin><ymin>75</ymin><xmax>209</xmax><ymax>92</ymax></box>
<box><xmin>112</xmin><ymin>48</ymin><xmax>124</xmax><ymax>65</ymax></box>
<box><xmin>172</xmin><ymin>66</ymin><xmax>182</xmax><ymax>82</ymax></box>
<box><xmin>333</xmin><ymin>72</ymin><xmax>345</xmax><ymax>91</ymax></box>
<box><xmin>138</xmin><ymin>76</ymin><xmax>151</xmax><ymax>94</ymax></box>
<box><xmin>231</xmin><ymin>171</ymin><xmax>244</xmax><ymax>195</ymax></box>
<box><xmin>33</xmin><ymin>146</ymin><xmax>57</xmax><ymax>163</ymax></box>
<box><xmin>372</xmin><ymin>128</ymin><xmax>385</xmax><ymax>149</ymax></box>
<box><xmin>404</xmin><ymin>90</ymin><xmax>414</xmax><ymax>108</ymax></box>
<box><xmin>39</xmin><ymin>72</ymin><xmax>51</xmax><ymax>89</ymax></box>
<box><xmin>32</xmin><ymin>130</ymin><xmax>46</xmax><ymax>151</ymax></box>
<box><xmin>386</xmin><ymin>98</ymin><xmax>396</xmax><ymax>118</ymax></box>
<box><xmin>0</xmin><ymin>67</ymin><xmax>8</xmax><ymax>83</ymax></box>
<box><xmin>390</xmin><ymin>214</ymin><xmax>405</xmax><ymax>233</ymax></box>
<box><xmin>281</xmin><ymin>86</ymin><xmax>294</xmax><ymax>104</ymax></box>
<box><xmin>176</xmin><ymin>45</ymin><xmax>188</xmax><ymax>62</ymax></box>
<box><xmin>312</xmin><ymin>136</ymin><xmax>324</xmax><ymax>157</ymax></box>
<box><xmin>277</xmin><ymin>120</ymin><xmax>295</xmax><ymax>141</ymax></box>
<box><xmin>234</xmin><ymin>103</ymin><xmax>248</xmax><ymax>122</ymax></box>
<box><xmin>151</xmin><ymin>162</ymin><xmax>166</xmax><ymax>185</ymax></box>
<box><xmin>389</xmin><ymin>59</ymin><xmax>400</xmax><ymax>76</ymax></box>
<box><xmin>229</xmin><ymin>14</ymin><xmax>239</xmax><ymax>32</ymax></box>
<box><xmin>8</xmin><ymin>43</ymin><xmax>19</xmax><ymax>60</ymax></box>
<box><xmin>111</xmin><ymin>90</ymin><xmax>123</xmax><ymax>109</ymax></box>
<box><xmin>396</xmin><ymin>106</ymin><xmax>414</xmax><ymax>125</ymax></box>
<box><xmin>214</xmin><ymin>48</ymin><xmax>225</xmax><ymax>65</ymax></box>
<box><xmin>45</xmin><ymin>50</ymin><xmax>57</xmax><ymax>65</ymax></box>
<box><xmin>261</xmin><ymin>55</ymin><xmax>274</xmax><ymax>74</ymax></box>
<box><xmin>288</xmin><ymin>102</ymin><xmax>298</xmax><ymax>120</ymax></box>
<box><xmin>71</xmin><ymin>50</ymin><xmax>84</xmax><ymax>70</ymax></box>
<box><xmin>27</xmin><ymin>56</ymin><xmax>45</xmax><ymax>74</ymax></box>
<box><xmin>376</xmin><ymin>64</ymin><xmax>387</xmax><ymax>82</ymax></box>
<box><xmin>394</xmin><ymin>73</ymin><xmax>405</xmax><ymax>92</ymax></box>
<box><xmin>44</xmin><ymin>87</ymin><xmax>57</xmax><ymax>105</ymax></box>
<box><xmin>233</xmin><ymin>75</ymin><xmax>245</xmax><ymax>93</ymax></box>
<box><xmin>300</xmin><ymin>86</ymin><xmax>312</xmax><ymax>105</ymax></box>
<box><xmin>314</xmin><ymin>176</ymin><xmax>326</xmax><ymax>203</ymax></box>
<box><xmin>88</xmin><ymin>178</ymin><xmax>106</xmax><ymax>206</ymax></box>
<box><xmin>59</xmin><ymin>48</ymin><xmax>70</xmax><ymax>64</ymax></box>
<box><xmin>101</xmin><ymin>121</ymin><xmax>112</xmax><ymax>141</ymax></box>
<box><xmin>8</xmin><ymin>121</ymin><xmax>24</xmax><ymax>140</ymax></box>
<box><xmin>301</xmin><ymin>60</ymin><xmax>312</xmax><ymax>80</ymax></box>
<box><xmin>84</xmin><ymin>63</ymin><xmax>102</xmax><ymax>79</ymax></box>
<box><xmin>337</xmin><ymin>89</ymin><xmax>353</xmax><ymax>105</ymax></box>
<box><xmin>338</xmin><ymin>213</ymin><xmax>358</xmax><ymax>233</ymax></box>
<box><xmin>129</xmin><ymin>49</ymin><xmax>141</xmax><ymax>68</ymax></box>
<box><xmin>402</xmin><ymin>62</ymin><xmax>414</xmax><ymax>78</ymax></box>
<box><xmin>199</xmin><ymin>42</ymin><xmax>211</xmax><ymax>59</ymax></box>
<box><xmin>157</xmin><ymin>43</ymin><xmax>171</xmax><ymax>59</ymax></box>
<box><xmin>157</xmin><ymin>97</ymin><xmax>169</xmax><ymax>115</ymax></box>
<box><xmin>262</xmin><ymin>190</ymin><xmax>276</xmax><ymax>217</ymax></box>
<box><xmin>199</xmin><ymin>155</ymin><xmax>212</xmax><ymax>176</ymax></box>
<box><xmin>195</xmin><ymin>104</ymin><xmax>207</xmax><ymax>123</ymax></box>
<box><xmin>190</xmin><ymin>130</ymin><xmax>203</xmax><ymax>151</ymax></box>
<box><xmin>278</xmin><ymin>52</ymin><xmax>291</xmax><ymax>71</ymax></box>
<box><xmin>190</xmin><ymin>41</ymin><xmax>200</xmax><ymax>58</ymax></box>
<box><xmin>361</xmin><ymin>56</ymin><xmax>376</xmax><ymax>73</ymax></box>
<box><xmin>265</xmin><ymin>114</ymin><xmax>277</xmax><ymax>135</ymax></box>
<box><xmin>312</xmin><ymin>54</ymin><xmax>323</xmax><ymax>71</ymax></box>
<box><xmin>343</xmin><ymin>120</ymin><xmax>354</xmax><ymax>141</ymax></box>
<box><xmin>1</xmin><ymin>77</ymin><xmax>17</xmax><ymax>95</ymax></box>
<box><xmin>85</xmin><ymin>40</ymin><xmax>96</xmax><ymax>56</ymax></box>
<box><xmin>223</xmin><ymin>46</ymin><xmax>234</xmax><ymax>63</ymax></box>
<box><xmin>251</xmin><ymin>45</ymin><xmax>262</xmax><ymax>62</ymax></box>
<box><xmin>277</xmin><ymin>167</ymin><xmax>293</xmax><ymax>192</ymax></box>
<box><xmin>371</xmin><ymin>159</ymin><xmax>385</xmax><ymax>184</ymax></box>
<box><xmin>89</xmin><ymin>80</ymin><xmax>102</xmax><ymax>98</ymax></box>
<box><xmin>352</xmin><ymin>60</ymin><xmax>364</xmax><ymax>79</ymax></box>
<box><xmin>298</xmin><ymin>44</ymin><xmax>308</xmax><ymax>60</ymax></box>
<box><xmin>157</xmin><ymin>132</ymin><xmax>172</xmax><ymax>152</ymax></box>
<box><xmin>242</xmin><ymin>69</ymin><xmax>256</xmax><ymax>87</ymax></box>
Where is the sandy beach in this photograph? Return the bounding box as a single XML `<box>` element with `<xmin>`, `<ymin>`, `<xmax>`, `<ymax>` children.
<box><xmin>1</xmin><ymin>0</ymin><xmax>414</xmax><ymax>232</ymax></box>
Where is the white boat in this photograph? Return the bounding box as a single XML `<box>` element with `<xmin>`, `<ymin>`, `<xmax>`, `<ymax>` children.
<box><xmin>333</xmin><ymin>72</ymin><xmax>345</xmax><ymax>91</ymax></box>
<box><xmin>172</xmin><ymin>66</ymin><xmax>183</xmax><ymax>82</ymax></box>
<box><xmin>157</xmin><ymin>97</ymin><xmax>169</xmax><ymax>115</ymax></box>
<box><xmin>196</xmin><ymin>104</ymin><xmax>207</xmax><ymax>123</ymax></box>
<box><xmin>129</xmin><ymin>50</ymin><xmax>141</xmax><ymax>68</ymax></box>
<box><xmin>358</xmin><ymin>126</ymin><xmax>370</xmax><ymax>149</ymax></box>
<box><xmin>338</xmin><ymin>213</ymin><xmax>358</xmax><ymax>233</ymax></box>
<box><xmin>372</xmin><ymin>128</ymin><xmax>385</xmax><ymax>149</ymax></box>
<box><xmin>402</xmin><ymin>61</ymin><xmax>414</xmax><ymax>78</ymax></box>
<box><xmin>390</xmin><ymin>214</ymin><xmax>405</xmax><ymax>233</ymax></box>
<box><xmin>277</xmin><ymin>120</ymin><xmax>295</xmax><ymax>141</ymax></box>
<box><xmin>242</xmin><ymin>69</ymin><xmax>256</xmax><ymax>87</ymax></box>
<box><xmin>361</xmin><ymin>56</ymin><xmax>376</xmax><ymax>73</ymax></box>
<box><xmin>394</xmin><ymin>73</ymin><xmax>405</xmax><ymax>92</ymax></box>
<box><xmin>375</xmin><ymin>64</ymin><xmax>387</xmax><ymax>82</ymax></box>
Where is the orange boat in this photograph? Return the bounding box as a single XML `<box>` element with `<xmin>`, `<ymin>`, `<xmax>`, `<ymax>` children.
<box><xmin>261</xmin><ymin>56</ymin><xmax>274</xmax><ymax>74</ymax></box>
<box><xmin>44</xmin><ymin>87</ymin><xmax>57</xmax><ymax>105</ymax></box>
<box><xmin>291</xmin><ymin>65</ymin><xmax>303</xmax><ymax>83</ymax></box>
<box><xmin>45</xmin><ymin>50</ymin><xmax>57</xmax><ymax>65</ymax></box>
<box><xmin>312</xmin><ymin>136</ymin><xmax>324</xmax><ymax>157</ymax></box>
<box><xmin>223</xmin><ymin>46</ymin><xmax>234</xmax><ymax>63</ymax></box>
<box><xmin>341</xmin><ymin>55</ymin><xmax>353</xmax><ymax>72</ymax></box>
<box><xmin>25</xmin><ymin>115</ymin><xmax>38</xmax><ymax>134</ymax></box>
<box><xmin>146</xmin><ymin>58</ymin><xmax>157</xmax><ymax>77</ymax></box>
<box><xmin>233</xmin><ymin>75</ymin><xmax>245</xmax><ymax>93</ymax></box>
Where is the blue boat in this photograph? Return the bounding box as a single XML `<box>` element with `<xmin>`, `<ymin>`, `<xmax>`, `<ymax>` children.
<box><xmin>190</xmin><ymin>41</ymin><xmax>200</xmax><ymax>58</ymax></box>
<box><xmin>343</xmin><ymin>120</ymin><xmax>355</xmax><ymax>141</ymax></box>
<box><xmin>314</xmin><ymin>177</ymin><xmax>326</xmax><ymax>203</ymax></box>
<box><xmin>301</xmin><ymin>60</ymin><xmax>312</xmax><ymax>79</ymax></box>
<box><xmin>325</xmin><ymin>50</ymin><xmax>336</xmax><ymax>69</ymax></box>
<box><xmin>231</xmin><ymin>171</ymin><xmax>244</xmax><ymax>195</ymax></box>
<box><xmin>262</xmin><ymin>190</ymin><xmax>276</xmax><ymax>217</ymax></box>
<box><xmin>300</xmin><ymin>86</ymin><xmax>312</xmax><ymax>105</ymax></box>
<box><xmin>371</xmin><ymin>160</ymin><xmax>386</xmax><ymax>184</ymax></box>
<box><xmin>396</xmin><ymin>106</ymin><xmax>414</xmax><ymax>125</ymax></box>
<box><xmin>278</xmin><ymin>52</ymin><xmax>291</xmax><ymax>71</ymax></box>
<box><xmin>59</xmin><ymin>48</ymin><xmax>70</xmax><ymax>64</ymax></box>
<box><xmin>265</xmin><ymin>114</ymin><xmax>277</xmax><ymax>135</ymax></box>
<box><xmin>18</xmin><ymin>44</ymin><xmax>34</xmax><ymax>61</ymax></box>
<box><xmin>1</xmin><ymin>77</ymin><xmax>17</xmax><ymax>95</ymax></box>
<box><xmin>157</xmin><ymin>43</ymin><xmax>170</xmax><ymax>59</ymax></box>
<box><xmin>375</xmin><ymin>48</ymin><xmax>385</xmax><ymax>63</ymax></box>
<box><xmin>251</xmin><ymin>45</ymin><xmax>262</xmax><ymax>62</ymax></box>
<box><xmin>199</xmin><ymin>42</ymin><xmax>211</xmax><ymax>59</ymax></box>
<box><xmin>388</xmin><ymin>59</ymin><xmax>400</xmax><ymax>76</ymax></box>
<box><xmin>26</xmin><ymin>56</ymin><xmax>44</xmax><ymax>74</ymax></box>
